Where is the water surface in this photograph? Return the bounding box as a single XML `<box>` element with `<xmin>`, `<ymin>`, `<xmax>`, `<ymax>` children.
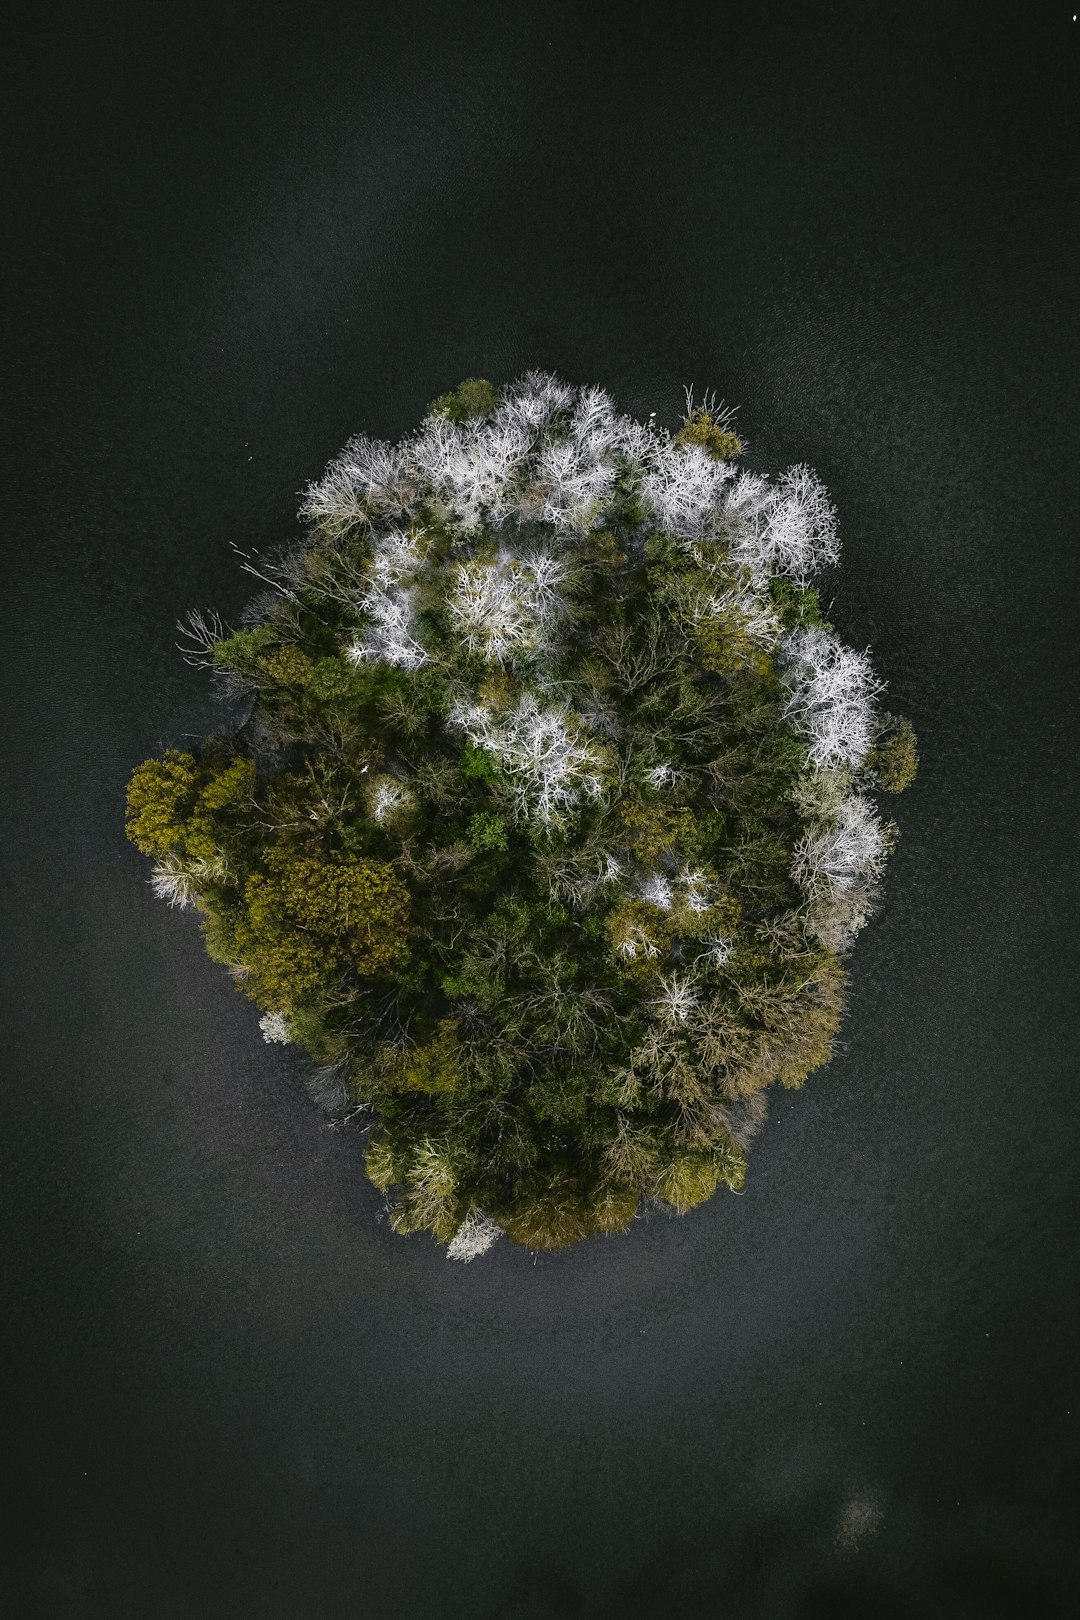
<box><xmin>3</xmin><ymin>3</ymin><xmax>1077</xmax><ymax>1614</ymax></box>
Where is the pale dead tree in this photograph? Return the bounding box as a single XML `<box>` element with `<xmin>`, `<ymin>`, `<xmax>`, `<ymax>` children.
<box><xmin>613</xmin><ymin>922</ymin><xmax>662</xmax><ymax>964</ymax></box>
<box><xmin>535</xmin><ymin>436</ymin><xmax>618</xmax><ymax>530</ymax></box>
<box><xmin>758</xmin><ymin>464</ymin><xmax>839</xmax><ymax>584</ymax></box>
<box><xmin>650</xmin><ymin>971</ymin><xmax>701</xmax><ymax>1026</ymax></box>
<box><xmin>149</xmin><ymin>853</ymin><xmax>229</xmax><ymax>908</ymax></box>
<box><xmin>176</xmin><ymin>608</ymin><xmax>228</xmax><ymax>668</ymax></box>
<box><xmin>411</xmin><ymin>416</ymin><xmax>530</xmax><ymax>531</ymax></box>
<box><xmin>571</xmin><ymin>384</ymin><xmax>618</xmax><ymax>442</ymax></box>
<box><xmin>258</xmin><ymin>1011</ymin><xmax>291</xmax><ymax>1044</ymax></box>
<box><xmin>346</xmin><ymin>581</ymin><xmax>428</xmax><ymax>671</ymax></box>
<box><xmin>640</xmin><ymin>872</ymin><xmax>675</xmax><ymax>910</ymax></box>
<box><xmin>300</xmin><ymin>434</ymin><xmax>416</xmax><ymax>532</ymax></box>
<box><xmin>369</xmin><ymin>778</ymin><xmax>414</xmax><ymax>824</ymax></box>
<box><xmin>682</xmin><ymin>385</ymin><xmax>744</xmax><ymax>432</ymax></box>
<box><xmin>445</xmin><ymin>550</ymin><xmax>568</xmax><ymax>662</ymax></box>
<box><xmin>446</xmin><ymin>1211</ymin><xmax>503</xmax><ymax>1262</ymax></box>
<box><xmin>781</xmin><ymin>627</ymin><xmax>882</xmax><ymax>769</ymax></box>
<box><xmin>367</xmin><ymin>527</ymin><xmax>425</xmax><ymax>587</ymax></box>
<box><xmin>449</xmin><ymin>693</ymin><xmax>609</xmax><ymax>826</ymax></box>
<box><xmin>641</xmin><ymin>440</ymin><xmax>736</xmax><ymax>536</ymax></box>
<box><xmin>674</xmin><ymin>866</ymin><xmax>714</xmax><ymax>916</ymax></box>
<box><xmin>609</xmin><ymin>411</ymin><xmax>666</xmax><ymax>469</ymax></box>
<box><xmin>792</xmin><ymin>793</ymin><xmax>887</xmax><ymax>895</ymax></box>
<box><xmin>700</xmin><ymin>935</ymin><xmax>734</xmax><ymax>970</ymax></box>
<box><xmin>341</xmin><ymin>524</ymin><xmax>431</xmax><ymax>670</ymax></box>
<box><xmin>229</xmin><ymin>542</ymin><xmax>299</xmax><ymax>601</ymax></box>
<box><xmin>715</xmin><ymin>468</ymin><xmax>772</xmax><ymax>556</ymax></box>
<box><xmin>492</xmin><ymin>370</ymin><xmax>576</xmax><ymax>436</ymax></box>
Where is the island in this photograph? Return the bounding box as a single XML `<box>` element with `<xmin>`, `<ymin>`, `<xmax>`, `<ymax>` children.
<box><xmin>126</xmin><ymin>374</ymin><xmax>916</xmax><ymax>1257</ymax></box>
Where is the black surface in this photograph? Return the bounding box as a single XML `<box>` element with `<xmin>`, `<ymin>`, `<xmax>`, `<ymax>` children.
<box><xmin>2</xmin><ymin>3</ymin><xmax>1078</xmax><ymax>1615</ymax></box>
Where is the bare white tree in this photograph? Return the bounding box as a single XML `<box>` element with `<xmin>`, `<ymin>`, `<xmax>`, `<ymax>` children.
<box><xmin>446</xmin><ymin>1210</ymin><xmax>503</xmax><ymax>1262</ymax></box>
<box><xmin>346</xmin><ymin>581</ymin><xmax>428</xmax><ymax>671</ymax></box>
<box><xmin>760</xmin><ymin>464</ymin><xmax>839</xmax><ymax>584</ymax></box>
<box><xmin>492</xmin><ymin>370</ymin><xmax>575</xmax><ymax>436</ymax></box>
<box><xmin>446</xmin><ymin>549</ymin><xmax>568</xmax><ymax>662</ymax></box>
<box><xmin>369</xmin><ymin>778</ymin><xmax>414</xmax><ymax>823</ymax></box>
<box><xmin>149</xmin><ymin>853</ymin><xmax>228</xmax><ymax>908</ymax></box>
<box><xmin>644</xmin><ymin>762</ymin><xmax>679</xmax><ymax>789</ymax></box>
<box><xmin>675</xmin><ymin>867</ymin><xmax>714</xmax><ymax>915</ymax></box>
<box><xmin>176</xmin><ymin>608</ymin><xmax>228</xmax><ymax>669</ymax></box>
<box><xmin>781</xmin><ymin>627</ymin><xmax>882</xmax><ymax>768</ymax></box>
<box><xmin>449</xmin><ymin>693</ymin><xmax>609</xmax><ymax>826</ymax></box>
<box><xmin>641</xmin><ymin>441</ymin><xmax>736</xmax><ymax>537</ymax></box>
<box><xmin>411</xmin><ymin>416</ymin><xmax>530</xmax><ymax>532</ymax></box>
<box><xmin>650</xmin><ymin>972</ymin><xmax>700</xmax><ymax>1025</ymax></box>
<box><xmin>792</xmin><ymin>793</ymin><xmax>886</xmax><ymax>894</ymax></box>
<box><xmin>300</xmin><ymin>434</ymin><xmax>417</xmax><ymax>532</ymax></box>
<box><xmin>614</xmin><ymin>923</ymin><xmax>662</xmax><ymax>963</ymax></box>
<box><xmin>535</xmin><ymin>437</ymin><xmax>618</xmax><ymax>530</ymax></box>
<box><xmin>259</xmin><ymin>1011</ymin><xmax>292</xmax><ymax>1044</ymax></box>
<box><xmin>640</xmin><ymin>872</ymin><xmax>675</xmax><ymax>910</ymax></box>
<box><xmin>701</xmin><ymin>935</ymin><xmax>734</xmax><ymax>969</ymax></box>
<box><xmin>345</xmin><ymin>529</ymin><xmax>429</xmax><ymax>671</ymax></box>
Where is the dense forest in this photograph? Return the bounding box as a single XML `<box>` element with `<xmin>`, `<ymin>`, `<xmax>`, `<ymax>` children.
<box><xmin>126</xmin><ymin>375</ymin><xmax>915</xmax><ymax>1256</ymax></box>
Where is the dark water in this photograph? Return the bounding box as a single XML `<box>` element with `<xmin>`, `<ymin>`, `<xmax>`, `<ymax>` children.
<box><xmin>3</xmin><ymin>3</ymin><xmax>1078</xmax><ymax>1615</ymax></box>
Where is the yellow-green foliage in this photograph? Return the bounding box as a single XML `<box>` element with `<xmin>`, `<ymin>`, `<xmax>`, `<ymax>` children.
<box><xmin>501</xmin><ymin>1176</ymin><xmax>638</xmax><ymax>1250</ymax></box>
<box><xmin>384</xmin><ymin>1019</ymin><xmax>463</xmax><ymax>1094</ymax></box>
<box><xmin>868</xmin><ymin>713</ymin><xmax>919</xmax><ymax>792</ymax></box>
<box><xmin>603</xmin><ymin>898</ymin><xmax>673</xmax><ymax>973</ymax></box>
<box><xmin>235</xmin><ymin>851</ymin><xmax>411</xmax><ymax>1009</ymax></box>
<box><xmin>675</xmin><ymin>407</ymin><xmax>744</xmax><ymax>460</ymax></box>
<box><xmin>692</xmin><ymin>605</ymin><xmax>774</xmax><ymax>679</ymax></box>
<box><xmin>199</xmin><ymin>756</ymin><xmax>255</xmax><ymax>811</ymax></box>
<box><xmin>261</xmin><ymin>645</ymin><xmax>315</xmax><ymax>687</ymax></box>
<box><xmin>655</xmin><ymin>1146</ymin><xmax>745</xmax><ymax>1212</ymax></box>
<box><xmin>126</xmin><ymin>751</ymin><xmax>251</xmax><ymax>860</ymax></box>
<box><xmin>428</xmin><ymin>377</ymin><xmax>498</xmax><ymax>422</ymax></box>
<box><xmin>211</xmin><ymin>627</ymin><xmax>277</xmax><ymax>676</ymax></box>
<box><xmin>125</xmin><ymin>751</ymin><xmax>201</xmax><ymax>858</ymax></box>
<box><xmin>364</xmin><ymin>1134</ymin><xmax>399</xmax><ymax>1192</ymax></box>
<box><xmin>618</xmin><ymin>799</ymin><xmax>698</xmax><ymax>861</ymax></box>
<box><xmin>389</xmin><ymin>1138</ymin><xmax>460</xmax><ymax>1240</ymax></box>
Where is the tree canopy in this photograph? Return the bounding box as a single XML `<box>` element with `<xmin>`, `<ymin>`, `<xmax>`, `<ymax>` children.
<box><xmin>126</xmin><ymin>374</ymin><xmax>916</xmax><ymax>1258</ymax></box>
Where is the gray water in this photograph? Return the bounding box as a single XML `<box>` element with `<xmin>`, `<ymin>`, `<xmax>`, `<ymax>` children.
<box><xmin>3</xmin><ymin>3</ymin><xmax>1078</xmax><ymax>1615</ymax></box>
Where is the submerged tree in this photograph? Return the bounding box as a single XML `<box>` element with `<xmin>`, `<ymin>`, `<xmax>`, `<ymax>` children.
<box><xmin>126</xmin><ymin>374</ymin><xmax>916</xmax><ymax>1257</ymax></box>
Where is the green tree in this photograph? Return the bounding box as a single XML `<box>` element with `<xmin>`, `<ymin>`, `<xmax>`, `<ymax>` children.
<box><xmin>428</xmin><ymin>377</ymin><xmax>498</xmax><ymax>422</ymax></box>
